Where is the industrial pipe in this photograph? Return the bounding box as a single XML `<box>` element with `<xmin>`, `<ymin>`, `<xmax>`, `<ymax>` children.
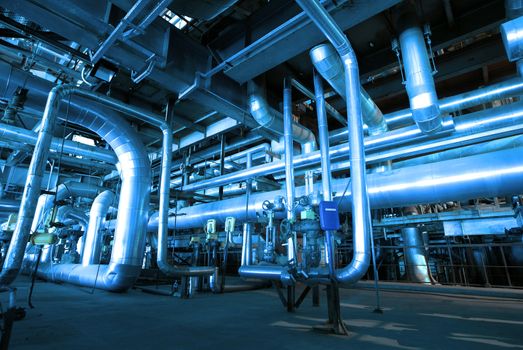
<box><xmin>397</xmin><ymin>7</ymin><xmax>442</xmax><ymax>132</ymax></box>
<box><xmin>248</xmin><ymin>80</ymin><xmax>317</xmax><ymax>150</ymax></box>
<box><xmin>31</xmin><ymin>181</ymin><xmax>104</xmax><ymax>233</ymax></box>
<box><xmin>0</xmin><ymin>66</ymin><xmax>152</xmax><ymax>291</ymax></box>
<box><xmin>81</xmin><ymin>190</ymin><xmax>114</xmax><ymax>266</ymax></box>
<box><xmin>0</xmin><ymin>122</ymin><xmax>116</xmax><ymax>163</ymax></box>
<box><xmin>150</xmin><ymin>147</ymin><xmax>523</xmax><ymax>231</ymax></box>
<box><xmin>283</xmin><ymin>77</ymin><xmax>297</xmax><ymax>264</ymax></box>
<box><xmin>180</xmin><ymin>99</ymin><xmax>523</xmax><ymax>193</ymax></box>
<box><xmin>313</xmin><ymin>69</ymin><xmax>336</xmax><ymax>278</ymax></box>
<box><xmin>310</xmin><ymin>43</ymin><xmax>388</xmax><ymax>135</ymax></box>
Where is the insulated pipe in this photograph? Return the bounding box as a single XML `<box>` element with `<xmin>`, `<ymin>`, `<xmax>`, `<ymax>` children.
<box><xmin>0</xmin><ymin>67</ymin><xmax>151</xmax><ymax>291</ymax></box>
<box><xmin>0</xmin><ymin>64</ymin><xmax>169</xmax><ymax>280</ymax></box>
<box><xmin>310</xmin><ymin>43</ymin><xmax>388</xmax><ymax>135</ymax></box>
<box><xmin>81</xmin><ymin>190</ymin><xmax>114</xmax><ymax>266</ymax></box>
<box><xmin>283</xmin><ymin>77</ymin><xmax>296</xmax><ymax>264</ymax></box>
<box><xmin>180</xmin><ymin>99</ymin><xmax>523</xmax><ymax>193</ymax></box>
<box><xmin>379</xmin><ymin>78</ymin><xmax>523</xmax><ymax>130</ymax></box>
<box><xmin>248</xmin><ymin>80</ymin><xmax>317</xmax><ymax>150</ymax></box>
<box><xmin>393</xmin><ymin>134</ymin><xmax>523</xmax><ymax>169</ymax></box>
<box><xmin>397</xmin><ymin>9</ymin><xmax>442</xmax><ymax>133</ymax></box>
<box><xmin>55</xmin><ymin>205</ymin><xmax>89</xmax><ymax>232</ymax></box>
<box><xmin>149</xmin><ymin>147</ymin><xmax>523</xmax><ymax>230</ymax></box>
<box><xmin>313</xmin><ymin>69</ymin><xmax>336</xmax><ymax>278</ymax></box>
<box><xmin>282</xmin><ymin>0</ymin><xmax>371</xmax><ymax>284</ymax></box>
<box><xmin>31</xmin><ymin>182</ymin><xmax>104</xmax><ymax>233</ymax></box>
<box><xmin>501</xmin><ymin>16</ymin><xmax>523</xmax><ymax>62</ymax></box>
<box><xmin>0</xmin><ymin>85</ymin><xmax>66</xmax><ymax>286</ymax></box>
<box><xmin>0</xmin><ymin>122</ymin><xmax>117</xmax><ymax>163</ymax></box>
<box><xmin>401</xmin><ymin>227</ymin><xmax>432</xmax><ymax>284</ymax></box>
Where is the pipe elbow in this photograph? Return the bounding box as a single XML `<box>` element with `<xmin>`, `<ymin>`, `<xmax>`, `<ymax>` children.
<box><xmin>335</xmin><ymin>251</ymin><xmax>370</xmax><ymax>285</ymax></box>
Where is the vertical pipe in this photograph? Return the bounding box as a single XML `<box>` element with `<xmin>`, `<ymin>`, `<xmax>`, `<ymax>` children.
<box><xmin>0</xmin><ymin>85</ymin><xmax>66</xmax><ymax>286</ymax></box>
<box><xmin>81</xmin><ymin>190</ymin><xmax>115</xmax><ymax>266</ymax></box>
<box><xmin>313</xmin><ymin>69</ymin><xmax>335</xmax><ymax>278</ymax></box>
<box><xmin>283</xmin><ymin>77</ymin><xmax>296</xmax><ymax>264</ymax></box>
<box><xmin>295</xmin><ymin>0</ymin><xmax>372</xmax><ymax>284</ymax></box>
<box><xmin>241</xmin><ymin>153</ymin><xmax>253</xmax><ymax>266</ymax></box>
<box><xmin>401</xmin><ymin>227</ymin><xmax>432</xmax><ymax>283</ymax></box>
<box><xmin>398</xmin><ymin>11</ymin><xmax>442</xmax><ymax>133</ymax></box>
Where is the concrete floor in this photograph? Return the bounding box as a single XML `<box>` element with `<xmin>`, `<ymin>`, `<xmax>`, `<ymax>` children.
<box><xmin>4</xmin><ymin>276</ymin><xmax>523</xmax><ymax>350</ymax></box>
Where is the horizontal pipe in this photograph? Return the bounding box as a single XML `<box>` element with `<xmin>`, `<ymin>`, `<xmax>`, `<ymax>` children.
<box><xmin>179</xmin><ymin>100</ymin><xmax>523</xmax><ymax>193</ymax></box>
<box><xmin>377</xmin><ymin>78</ymin><xmax>523</xmax><ymax>132</ymax></box>
<box><xmin>149</xmin><ymin>147</ymin><xmax>523</xmax><ymax>230</ymax></box>
<box><xmin>0</xmin><ymin>122</ymin><xmax>116</xmax><ymax>163</ymax></box>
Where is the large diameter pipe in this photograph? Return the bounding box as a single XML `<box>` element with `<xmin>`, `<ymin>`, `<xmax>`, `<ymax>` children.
<box><xmin>401</xmin><ymin>227</ymin><xmax>432</xmax><ymax>284</ymax></box>
<box><xmin>150</xmin><ymin>147</ymin><xmax>523</xmax><ymax>230</ymax></box>
<box><xmin>397</xmin><ymin>10</ymin><xmax>442</xmax><ymax>133</ymax></box>
<box><xmin>81</xmin><ymin>190</ymin><xmax>114</xmax><ymax>266</ymax></box>
<box><xmin>501</xmin><ymin>16</ymin><xmax>523</xmax><ymax>62</ymax></box>
<box><xmin>310</xmin><ymin>43</ymin><xmax>388</xmax><ymax>135</ymax></box>
<box><xmin>349</xmin><ymin>77</ymin><xmax>523</xmax><ymax>133</ymax></box>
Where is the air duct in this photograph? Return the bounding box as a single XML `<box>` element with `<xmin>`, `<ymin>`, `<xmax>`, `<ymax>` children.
<box><xmin>310</xmin><ymin>43</ymin><xmax>388</xmax><ymax>135</ymax></box>
<box><xmin>396</xmin><ymin>7</ymin><xmax>442</xmax><ymax>133</ymax></box>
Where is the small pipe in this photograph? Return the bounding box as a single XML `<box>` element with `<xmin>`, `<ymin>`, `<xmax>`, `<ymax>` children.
<box><xmin>283</xmin><ymin>77</ymin><xmax>297</xmax><ymax>264</ymax></box>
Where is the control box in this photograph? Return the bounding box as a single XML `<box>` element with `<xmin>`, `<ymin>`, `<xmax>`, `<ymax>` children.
<box><xmin>319</xmin><ymin>201</ymin><xmax>340</xmax><ymax>231</ymax></box>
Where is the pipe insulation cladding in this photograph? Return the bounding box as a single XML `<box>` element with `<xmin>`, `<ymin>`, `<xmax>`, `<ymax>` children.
<box><xmin>148</xmin><ymin>147</ymin><xmax>523</xmax><ymax>230</ymax></box>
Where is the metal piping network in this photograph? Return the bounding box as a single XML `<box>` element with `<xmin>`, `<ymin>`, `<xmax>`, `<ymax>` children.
<box><xmin>0</xmin><ymin>122</ymin><xmax>117</xmax><ymax>164</ymax></box>
<box><xmin>296</xmin><ymin>0</ymin><xmax>371</xmax><ymax>284</ymax></box>
<box><xmin>55</xmin><ymin>205</ymin><xmax>89</xmax><ymax>233</ymax></box>
<box><xmin>81</xmin><ymin>190</ymin><xmax>114</xmax><ymax>266</ymax></box>
<box><xmin>0</xmin><ymin>67</ymin><xmax>153</xmax><ymax>291</ymax></box>
<box><xmin>31</xmin><ymin>182</ymin><xmax>104</xmax><ymax>233</ymax></box>
<box><xmin>179</xmin><ymin>97</ymin><xmax>523</xmax><ymax>194</ymax></box>
<box><xmin>151</xmin><ymin>147</ymin><xmax>523</xmax><ymax>230</ymax></box>
<box><xmin>310</xmin><ymin>43</ymin><xmax>388</xmax><ymax>135</ymax></box>
<box><xmin>397</xmin><ymin>8</ymin><xmax>443</xmax><ymax>133</ymax></box>
<box><xmin>331</xmin><ymin>77</ymin><xmax>523</xmax><ymax>136</ymax></box>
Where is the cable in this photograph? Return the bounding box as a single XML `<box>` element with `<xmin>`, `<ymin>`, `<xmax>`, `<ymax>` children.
<box><xmin>27</xmin><ymin>246</ymin><xmax>42</xmax><ymax>309</ymax></box>
<box><xmin>335</xmin><ymin>178</ymin><xmax>352</xmax><ymax>209</ymax></box>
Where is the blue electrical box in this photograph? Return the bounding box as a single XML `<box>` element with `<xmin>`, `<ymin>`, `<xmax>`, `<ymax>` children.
<box><xmin>319</xmin><ymin>201</ymin><xmax>341</xmax><ymax>231</ymax></box>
